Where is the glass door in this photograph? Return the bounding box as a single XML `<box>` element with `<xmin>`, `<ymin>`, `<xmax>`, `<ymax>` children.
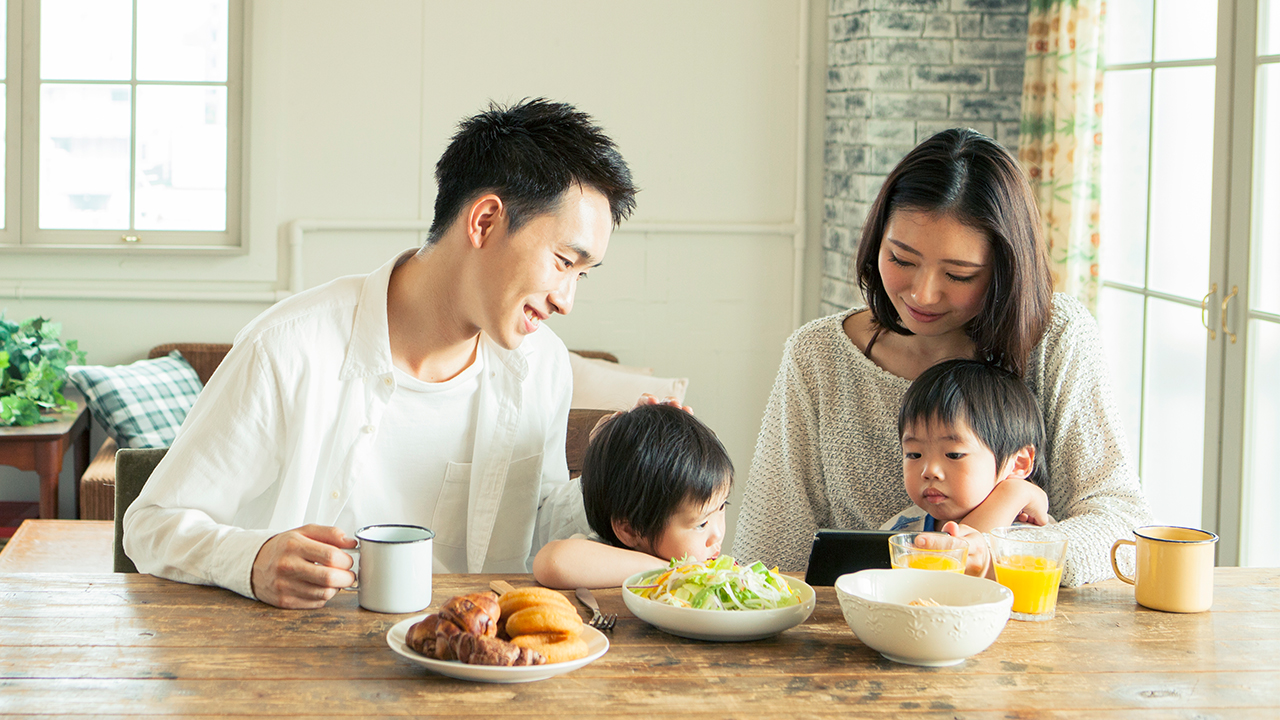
<box><xmin>1099</xmin><ymin>0</ymin><xmax>1279</xmax><ymax>566</ymax></box>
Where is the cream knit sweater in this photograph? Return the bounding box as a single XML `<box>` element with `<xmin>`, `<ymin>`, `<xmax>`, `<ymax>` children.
<box><xmin>731</xmin><ymin>294</ymin><xmax>1151</xmax><ymax>587</ymax></box>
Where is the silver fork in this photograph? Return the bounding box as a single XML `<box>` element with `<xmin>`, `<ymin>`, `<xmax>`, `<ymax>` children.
<box><xmin>575</xmin><ymin>587</ymin><xmax>617</xmax><ymax>631</ymax></box>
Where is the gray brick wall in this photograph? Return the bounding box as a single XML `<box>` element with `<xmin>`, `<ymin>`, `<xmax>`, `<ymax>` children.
<box><xmin>821</xmin><ymin>0</ymin><xmax>1028</xmax><ymax>315</ymax></box>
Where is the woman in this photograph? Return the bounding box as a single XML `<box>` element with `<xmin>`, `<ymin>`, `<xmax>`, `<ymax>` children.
<box><xmin>732</xmin><ymin>128</ymin><xmax>1150</xmax><ymax>586</ymax></box>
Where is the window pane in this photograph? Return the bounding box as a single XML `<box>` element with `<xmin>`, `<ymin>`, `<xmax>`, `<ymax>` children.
<box><xmin>1098</xmin><ymin>287</ymin><xmax>1144</xmax><ymax>459</ymax></box>
<box><xmin>41</xmin><ymin>0</ymin><xmax>132</xmax><ymax>81</ymax></box>
<box><xmin>1242</xmin><ymin>320</ymin><xmax>1280</xmax><ymax>566</ymax></box>
<box><xmin>1100</xmin><ymin>69</ymin><xmax>1151</xmax><ymax>287</ymax></box>
<box><xmin>1105</xmin><ymin>0</ymin><xmax>1154</xmax><ymax>65</ymax></box>
<box><xmin>1254</xmin><ymin>64</ymin><xmax>1280</xmax><ymax>315</ymax></box>
<box><xmin>0</xmin><ymin>86</ymin><xmax>4</xmax><ymax>228</ymax></box>
<box><xmin>1264</xmin><ymin>0</ymin><xmax>1280</xmax><ymax>55</ymax></box>
<box><xmin>39</xmin><ymin>84</ymin><xmax>131</xmax><ymax>229</ymax></box>
<box><xmin>1148</xmin><ymin>66</ymin><xmax>1215</xmax><ymax>299</ymax></box>
<box><xmin>137</xmin><ymin>0</ymin><xmax>229</xmax><ymax>82</ymax></box>
<box><xmin>1140</xmin><ymin>298</ymin><xmax>1207</xmax><ymax>528</ymax></box>
<box><xmin>135</xmin><ymin>85</ymin><xmax>226</xmax><ymax>231</ymax></box>
<box><xmin>1154</xmin><ymin>0</ymin><xmax>1218</xmax><ymax>62</ymax></box>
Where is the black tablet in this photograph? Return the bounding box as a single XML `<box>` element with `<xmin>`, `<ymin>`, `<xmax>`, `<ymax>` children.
<box><xmin>803</xmin><ymin>529</ymin><xmax>896</xmax><ymax>586</ymax></box>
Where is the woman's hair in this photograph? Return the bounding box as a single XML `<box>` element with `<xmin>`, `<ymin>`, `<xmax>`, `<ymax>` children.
<box><xmin>581</xmin><ymin>403</ymin><xmax>733</xmax><ymax>548</ymax></box>
<box><xmin>898</xmin><ymin>358</ymin><xmax>1047</xmax><ymax>486</ymax></box>
<box><xmin>854</xmin><ymin>128</ymin><xmax>1053</xmax><ymax>376</ymax></box>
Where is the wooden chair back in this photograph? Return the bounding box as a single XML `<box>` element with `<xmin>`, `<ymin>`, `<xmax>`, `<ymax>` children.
<box><xmin>113</xmin><ymin>447</ymin><xmax>169</xmax><ymax>573</ymax></box>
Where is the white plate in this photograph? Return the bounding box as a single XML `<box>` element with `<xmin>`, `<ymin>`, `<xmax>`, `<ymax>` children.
<box><xmin>386</xmin><ymin>616</ymin><xmax>608</xmax><ymax>684</ymax></box>
<box><xmin>622</xmin><ymin>571</ymin><xmax>816</xmax><ymax>642</ymax></box>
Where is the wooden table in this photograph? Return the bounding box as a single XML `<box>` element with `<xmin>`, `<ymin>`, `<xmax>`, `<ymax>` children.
<box><xmin>0</xmin><ymin>387</ymin><xmax>91</xmax><ymax>520</ymax></box>
<box><xmin>1</xmin><ymin>569</ymin><xmax>1276</xmax><ymax>717</ymax></box>
<box><xmin>0</xmin><ymin>520</ymin><xmax>113</xmax><ymax>573</ymax></box>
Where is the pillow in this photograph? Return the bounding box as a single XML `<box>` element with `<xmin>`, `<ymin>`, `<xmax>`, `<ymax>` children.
<box><xmin>66</xmin><ymin>350</ymin><xmax>204</xmax><ymax>449</ymax></box>
<box><xmin>568</xmin><ymin>351</ymin><xmax>688</xmax><ymax>411</ymax></box>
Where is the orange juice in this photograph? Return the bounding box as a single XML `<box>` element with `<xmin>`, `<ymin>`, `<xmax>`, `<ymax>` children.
<box><xmin>995</xmin><ymin>554</ymin><xmax>1064</xmax><ymax>616</ymax></box>
<box><xmin>892</xmin><ymin>553</ymin><xmax>964</xmax><ymax>573</ymax></box>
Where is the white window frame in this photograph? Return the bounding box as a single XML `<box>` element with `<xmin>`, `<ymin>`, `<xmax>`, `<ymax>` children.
<box><xmin>0</xmin><ymin>0</ymin><xmax>244</xmax><ymax>252</ymax></box>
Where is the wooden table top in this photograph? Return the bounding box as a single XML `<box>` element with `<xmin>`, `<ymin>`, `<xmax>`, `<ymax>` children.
<box><xmin>1</xmin><ymin>568</ymin><xmax>1277</xmax><ymax>717</ymax></box>
<box><xmin>0</xmin><ymin>520</ymin><xmax>113</xmax><ymax>573</ymax></box>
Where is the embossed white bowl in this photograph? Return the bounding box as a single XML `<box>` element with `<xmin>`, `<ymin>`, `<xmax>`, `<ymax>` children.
<box><xmin>834</xmin><ymin>568</ymin><xmax>1013</xmax><ymax>667</ymax></box>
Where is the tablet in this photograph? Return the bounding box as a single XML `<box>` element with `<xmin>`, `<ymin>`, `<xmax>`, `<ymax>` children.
<box><xmin>803</xmin><ymin>529</ymin><xmax>896</xmax><ymax>586</ymax></box>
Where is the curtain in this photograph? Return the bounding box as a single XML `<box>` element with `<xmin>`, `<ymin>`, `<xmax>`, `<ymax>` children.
<box><xmin>1018</xmin><ymin>0</ymin><xmax>1106</xmax><ymax>314</ymax></box>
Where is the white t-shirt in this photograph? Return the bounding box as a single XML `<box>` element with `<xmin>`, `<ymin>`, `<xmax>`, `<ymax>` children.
<box><xmin>336</xmin><ymin>354</ymin><xmax>484</xmax><ymax>573</ymax></box>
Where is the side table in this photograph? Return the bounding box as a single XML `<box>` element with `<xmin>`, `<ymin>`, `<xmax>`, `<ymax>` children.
<box><xmin>0</xmin><ymin>387</ymin><xmax>91</xmax><ymax>519</ymax></box>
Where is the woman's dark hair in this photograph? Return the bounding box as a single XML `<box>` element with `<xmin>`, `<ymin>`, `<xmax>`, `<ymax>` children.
<box><xmin>581</xmin><ymin>404</ymin><xmax>733</xmax><ymax>548</ymax></box>
<box><xmin>854</xmin><ymin>128</ymin><xmax>1052</xmax><ymax>376</ymax></box>
<box><xmin>898</xmin><ymin>358</ymin><xmax>1046</xmax><ymax>486</ymax></box>
<box><xmin>426</xmin><ymin>98</ymin><xmax>637</xmax><ymax>243</ymax></box>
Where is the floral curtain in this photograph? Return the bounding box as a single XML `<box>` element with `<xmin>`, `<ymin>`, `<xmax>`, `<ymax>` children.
<box><xmin>1018</xmin><ymin>0</ymin><xmax>1106</xmax><ymax>315</ymax></box>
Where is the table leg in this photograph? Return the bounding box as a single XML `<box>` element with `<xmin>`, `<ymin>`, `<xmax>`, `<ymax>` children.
<box><xmin>34</xmin><ymin>441</ymin><xmax>64</xmax><ymax>520</ymax></box>
<box><xmin>74</xmin><ymin>428</ymin><xmax>90</xmax><ymax>520</ymax></box>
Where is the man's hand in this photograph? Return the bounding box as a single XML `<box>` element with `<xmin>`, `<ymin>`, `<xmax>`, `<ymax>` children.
<box><xmin>939</xmin><ymin>521</ymin><xmax>993</xmax><ymax>579</ymax></box>
<box><xmin>251</xmin><ymin>524</ymin><xmax>357</xmax><ymax>609</ymax></box>
<box><xmin>590</xmin><ymin>393</ymin><xmax>694</xmax><ymax>439</ymax></box>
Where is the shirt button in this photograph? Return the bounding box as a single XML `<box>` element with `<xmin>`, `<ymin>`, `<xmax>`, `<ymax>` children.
<box><xmin>331</xmin><ymin>491</ymin><xmax>340</xmax><ymax>499</ymax></box>
<box><xmin>383</xmin><ymin>377</ymin><xmax>393</xmax><ymax>386</ymax></box>
<box><xmin>362</xmin><ymin>425</ymin><xmax>375</xmax><ymax>434</ymax></box>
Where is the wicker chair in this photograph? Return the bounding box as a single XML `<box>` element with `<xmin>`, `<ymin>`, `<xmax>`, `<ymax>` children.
<box><xmin>79</xmin><ymin>344</ymin><xmax>618</xmax><ymax>520</ymax></box>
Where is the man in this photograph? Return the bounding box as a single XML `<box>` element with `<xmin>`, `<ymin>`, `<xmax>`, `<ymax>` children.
<box><xmin>124</xmin><ymin>99</ymin><xmax>637</xmax><ymax>608</ymax></box>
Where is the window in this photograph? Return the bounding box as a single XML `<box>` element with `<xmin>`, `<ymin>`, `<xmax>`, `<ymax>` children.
<box><xmin>1098</xmin><ymin>0</ymin><xmax>1279</xmax><ymax>565</ymax></box>
<box><xmin>1</xmin><ymin>0</ymin><xmax>242</xmax><ymax>250</ymax></box>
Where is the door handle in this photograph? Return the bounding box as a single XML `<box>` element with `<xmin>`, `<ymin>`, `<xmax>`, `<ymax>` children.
<box><xmin>1220</xmin><ymin>285</ymin><xmax>1238</xmax><ymax>344</ymax></box>
<box><xmin>1201</xmin><ymin>283</ymin><xmax>1217</xmax><ymax>341</ymax></box>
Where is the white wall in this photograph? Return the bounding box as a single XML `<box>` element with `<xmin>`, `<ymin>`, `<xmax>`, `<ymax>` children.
<box><xmin>1</xmin><ymin>0</ymin><xmax>824</xmax><ymax>547</ymax></box>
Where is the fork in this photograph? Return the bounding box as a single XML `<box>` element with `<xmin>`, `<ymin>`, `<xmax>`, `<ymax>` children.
<box><xmin>575</xmin><ymin>587</ymin><xmax>617</xmax><ymax>631</ymax></box>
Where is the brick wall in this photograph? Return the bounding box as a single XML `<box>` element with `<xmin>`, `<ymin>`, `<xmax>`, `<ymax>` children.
<box><xmin>821</xmin><ymin>0</ymin><xmax>1028</xmax><ymax>315</ymax></box>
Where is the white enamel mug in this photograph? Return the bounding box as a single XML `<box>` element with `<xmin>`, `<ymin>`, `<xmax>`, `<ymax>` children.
<box><xmin>354</xmin><ymin>524</ymin><xmax>434</xmax><ymax>614</ymax></box>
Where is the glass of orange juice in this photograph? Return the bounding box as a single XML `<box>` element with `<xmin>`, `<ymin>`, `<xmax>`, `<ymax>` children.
<box><xmin>987</xmin><ymin>526</ymin><xmax>1068</xmax><ymax>621</ymax></box>
<box><xmin>888</xmin><ymin>532</ymin><xmax>968</xmax><ymax>573</ymax></box>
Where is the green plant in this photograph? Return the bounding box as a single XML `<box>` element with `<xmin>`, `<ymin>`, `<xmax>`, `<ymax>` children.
<box><xmin>0</xmin><ymin>314</ymin><xmax>87</xmax><ymax>426</ymax></box>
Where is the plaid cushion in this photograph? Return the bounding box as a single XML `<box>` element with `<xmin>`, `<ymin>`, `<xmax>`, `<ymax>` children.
<box><xmin>66</xmin><ymin>351</ymin><xmax>204</xmax><ymax>449</ymax></box>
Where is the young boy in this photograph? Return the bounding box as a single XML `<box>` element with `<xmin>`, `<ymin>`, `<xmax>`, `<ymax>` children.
<box><xmin>533</xmin><ymin>403</ymin><xmax>733</xmax><ymax>589</ymax></box>
<box><xmin>881</xmin><ymin>359</ymin><xmax>1053</xmax><ymax>535</ymax></box>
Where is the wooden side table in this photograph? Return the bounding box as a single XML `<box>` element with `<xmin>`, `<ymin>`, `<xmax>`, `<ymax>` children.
<box><xmin>0</xmin><ymin>387</ymin><xmax>91</xmax><ymax>519</ymax></box>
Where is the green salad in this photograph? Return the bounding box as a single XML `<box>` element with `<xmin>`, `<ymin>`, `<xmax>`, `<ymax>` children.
<box><xmin>628</xmin><ymin>555</ymin><xmax>800</xmax><ymax>611</ymax></box>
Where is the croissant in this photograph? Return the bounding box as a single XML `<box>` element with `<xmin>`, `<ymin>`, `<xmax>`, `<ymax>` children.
<box><xmin>451</xmin><ymin>631</ymin><xmax>545</xmax><ymax>666</ymax></box>
<box><xmin>440</xmin><ymin>593</ymin><xmax>500</xmax><ymax>637</ymax></box>
<box><xmin>405</xmin><ymin>614</ymin><xmax>440</xmax><ymax>656</ymax></box>
<box><xmin>434</xmin><ymin>616</ymin><xmax>463</xmax><ymax>661</ymax></box>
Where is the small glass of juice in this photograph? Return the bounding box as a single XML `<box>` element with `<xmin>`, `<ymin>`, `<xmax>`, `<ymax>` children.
<box><xmin>889</xmin><ymin>532</ymin><xmax>968</xmax><ymax>573</ymax></box>
<box><xmin>987</xmin><ymin>525</ymin><xmax>1068</xmax><ymax>621</ymax></box>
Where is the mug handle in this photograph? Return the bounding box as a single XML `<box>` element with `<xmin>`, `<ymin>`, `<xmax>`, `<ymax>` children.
<box><xmin>1110</xmin><ymin>538</ymin><xmax>1135</xmax><ymax>585</ymax></box>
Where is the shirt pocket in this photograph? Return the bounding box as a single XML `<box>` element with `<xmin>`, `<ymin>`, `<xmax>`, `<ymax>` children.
<box><xmin>432</xmin><ymin>462</ymin><xmax>471</xmax><ymax>549</ymax></box>
<box><xmin>484</xmin><ymin>453</ymin><xmax>545</xmax><ymax>563</ymax></box>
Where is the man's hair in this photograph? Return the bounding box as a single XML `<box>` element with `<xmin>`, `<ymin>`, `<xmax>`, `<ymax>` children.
<box><xmin>854</xmin><ymin>128</ymin><xmax>1053</xmax><ymax>377</ymax></box>
<box><xmin>898</xmin><ymin>358</ymin><xmax>1047</xmax><ymax>486</ymax></box>
<box><xmin>426</xmin><ymin>98</ymin><xmax>637</xmax><ymax>244</ymax></box>
<box><xmin>581</xmin><ymin>404</ymin><xmax>733</xmax><ymax>548</ymax></box>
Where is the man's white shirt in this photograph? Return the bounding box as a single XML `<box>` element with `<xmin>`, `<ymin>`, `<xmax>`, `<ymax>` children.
<box><xmin>123</xmin><ymin>250</ymin><xmax>590</xmax><ymax>599</ymax></box>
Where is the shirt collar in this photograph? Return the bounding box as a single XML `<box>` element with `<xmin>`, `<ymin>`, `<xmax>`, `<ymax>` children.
<box><xmin>338</xmin><ymin>248</ymin><xmax>535</xmax><ymax>383</ymax></box>
<box><xmin>339</xmin><ymin>249</ymin><xmax>412</xmax><ymax>381</ymax></box>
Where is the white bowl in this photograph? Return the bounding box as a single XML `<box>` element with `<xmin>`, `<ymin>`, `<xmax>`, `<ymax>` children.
<box><xmin>622</xmin><ymin>571</ymin><xmax>816</xmax><ymax>642</ymax></box>
<box><xmin>834</xmin><ymin>569</ymin><xmax>1013</xmax><ymax>667</ymax></box>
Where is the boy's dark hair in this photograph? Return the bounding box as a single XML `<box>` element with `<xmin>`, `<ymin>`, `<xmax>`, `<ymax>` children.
<box><xmin>855</xmin><ymin>128</ymin><xmax>1053</xmax><ymax>377</ymax></box>
<box><xmin>898</xmin><ymin>359</ymin><xmax>1047</xmax><ymax>486</ymax></box>
<box><xmin>581</xmin><ymin>404</ymin><xmax>733</xmax><ymax>548</ymax></box>
<box><xmin>427</xmin><ymin>98</ymin><xmax>637</xmax><ymax>244</ymax></box>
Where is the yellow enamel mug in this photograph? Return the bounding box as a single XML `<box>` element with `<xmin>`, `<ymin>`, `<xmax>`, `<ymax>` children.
<box><xmin>1110</xmin><ymin>526</ymin><xmax>1218</xmax><ymax>613</ymax></box>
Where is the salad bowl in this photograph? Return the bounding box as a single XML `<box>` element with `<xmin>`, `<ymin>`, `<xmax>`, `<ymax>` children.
<box><xmin>622</xmin><ymin>562</ymin><xmax>816</xmax><ymax>642</ymax></box>
<box><xmin>834</xmin><ymin>568</ymin><xmax>1013</xmax><ymax>667</ymax></box>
